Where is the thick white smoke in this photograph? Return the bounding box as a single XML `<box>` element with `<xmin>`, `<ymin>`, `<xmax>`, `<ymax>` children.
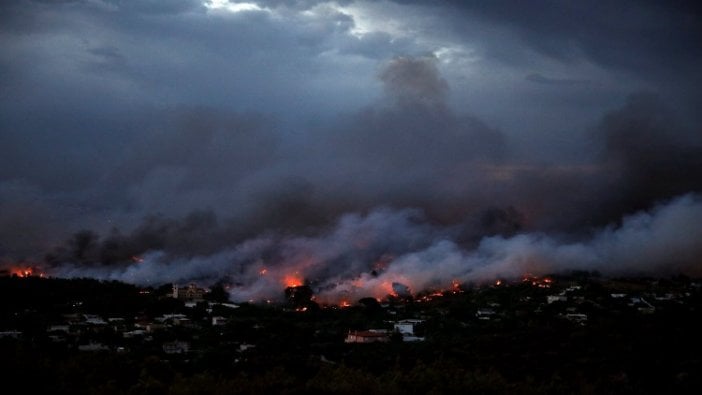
<box><xmin>52</xmin><ymin>194</ymin><xmax>702</xmax><ymax>303</ymax></box>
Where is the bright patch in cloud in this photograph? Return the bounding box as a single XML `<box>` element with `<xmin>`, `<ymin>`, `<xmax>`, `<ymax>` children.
<box><xmin>336</xmin><ymin>3</ymin><xmax>407</xmax><ymax>39</ymax></box>
<box><xmin>205</xmin><ymin>0</ymin><xmax>268</xmax><ymax>14</ymax></box>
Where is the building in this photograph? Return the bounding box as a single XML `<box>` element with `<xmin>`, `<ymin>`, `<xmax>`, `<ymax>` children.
<box><xmin>345</xmin><ymin>330</ymin><xmax>389</xmax><ymax>343</ymax></box>
<box><xmin>476</xmin><ymin>308</ymin><xmax>497</xmax><ymax>320</ymax></box>
<box><xmin>393</xmin><ymin>319</ymin><xmax>423</xmax><ymax>335</ymax></box>
<box><xmin>547</xmin><ymin>295</ymin><xmax>568</xmax><ymax>304</ymax></box>
<box><xmin>564</xmin><ymin>313</ymin><xmax>588</xmax><ymax>324</ymax></box>
<box><xmin>78</xmin><ymin>342</ymin><xmax>109</xmax><ymax>352</ymax></box>
<box><xmin>0</xmin><ymin>331</ymin><xmax>22</xmax><ymax>339</ymax></box>
<box><xmin>162</xmin><ymin>341</ymin><xmax>189</xmax><ymax>354</ymax></box>
<box><xmin>172</xmin><ymin>283</ymin><xmax>206</xmax><ymax>301</ymax></box>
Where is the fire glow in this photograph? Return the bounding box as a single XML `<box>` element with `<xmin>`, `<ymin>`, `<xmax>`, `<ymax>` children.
<box><xmin>9</xmin><ymin>267</ymin><xmax>43</xmax><ymax>278</ymax></box>
<box><xmin>522</xmin><ymin>275</ymin><xmax>553</xmax><ymax>288</ymax></box>
<box><xmin>283</xmin><ymin>273</ymin><xmax>303</xmax><ymax>288</ymax></box>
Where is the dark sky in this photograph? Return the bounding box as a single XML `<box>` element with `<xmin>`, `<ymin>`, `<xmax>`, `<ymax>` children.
<box><xmin>1</xmin><ymin>1</ymin><xmax>701</xmax><ymax>298</ymax></box>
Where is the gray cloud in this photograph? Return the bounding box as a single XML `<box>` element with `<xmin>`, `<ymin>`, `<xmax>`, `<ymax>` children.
<box><xmin>525</xmin><ymin>73</ymin><xmax>590</xmax><ymax>86</ymax></box>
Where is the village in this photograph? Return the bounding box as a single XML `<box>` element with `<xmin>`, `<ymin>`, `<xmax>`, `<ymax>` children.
<box><xmin>1</xmin><ymin>272</ymin><xmax>698</xmax><ymax>352</ymax></box>
<box><xmin>0</xmin><ymin>272</ymin><xmax>700</xmax><ymax>393</ymax></box>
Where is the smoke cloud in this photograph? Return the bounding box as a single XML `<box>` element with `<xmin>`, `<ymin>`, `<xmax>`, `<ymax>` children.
<box><xmin>2</xmin><ymin>0</ymin><xmax>701</xmax><ymax>299</ymax></box>
<box><xmin>3</xmin><ymin>56</ymin><xmax>702</xmax><ymax>302</ymax></box>
<box><xmin>50</xmin><ymin>194</ymin><xmax>702</xmax><ymax>303</ymax></box>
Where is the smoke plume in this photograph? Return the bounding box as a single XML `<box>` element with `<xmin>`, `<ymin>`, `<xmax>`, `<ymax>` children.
<box><xmin>50</xmin><ymin>194</ymin><xmax>702</xmax><ymax>303</ymax></box>
<box><xmin>2</xmin><ymin>57</ymin><xmax>701</xmax><ymax>302</ymax></box>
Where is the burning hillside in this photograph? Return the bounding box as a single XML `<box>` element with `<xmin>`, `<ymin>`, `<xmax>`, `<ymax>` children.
<box><xmin>5</xmin><ymin>193</ymin><xmax>699</xmax><ymax>305</ymax></box>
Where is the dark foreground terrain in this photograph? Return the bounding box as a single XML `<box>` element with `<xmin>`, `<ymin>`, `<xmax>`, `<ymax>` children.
<box><xmin>1</xmin><ymin>273</ymin><xmax>701</xmax><ymax>394</ymax></box>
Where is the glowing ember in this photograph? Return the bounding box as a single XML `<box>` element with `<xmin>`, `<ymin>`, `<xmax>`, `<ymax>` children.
<box><xmin>495</xmin><ymin>280</ymin><xmax>502</xmax><ymax>286</ymax></box>
<box><xmin>259</xmin><ymin>268</ymin><xmax>268</xmax><ymax>276</ymax></box>
<box><xmin>522</xmin><ymin>274</ymin><xmax>553</xmax><ymax>288</ymax></box>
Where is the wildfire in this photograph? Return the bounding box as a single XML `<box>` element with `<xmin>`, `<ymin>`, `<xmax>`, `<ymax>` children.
<box><xmin>9</xmin><ymin>267</ymin><xmax>43</xmax><ymax>278</ymax></box>
<box><xmin>340</xmin><ymin>300</ymin><xmax>351</xmax><ymax>308</ymax></box>
<box><xmin>283</xmin><ymin>273</ymin><xmax>303</xmax><ymax>288</ymax></box>
<box><xmin>522</xmin><ymin>274</ymin><xmax>553</xmax><ymax>288</ymax></box>
<box><xmin>417</xmin><ymin>291</ymin><xmax>445</xmax><ymax>303</ymax></box>
<box><xmin>381</xmin><ymin>281</ymin><xmax>398</xmax><ymax>298</ymax></box>
<box><xmin>131</xmin><ymin>256</ymin><xmax>144</xmax><ymax>263</ymax></box>
<box><xmin>259</xmin><ymin>268</ymin><xmax>268</xmax><ymax>276</ymax></box>
<box><xmin>495</xmin><ymin>279</ymin><xmax>502</xmax><ymax>286</ymax></box>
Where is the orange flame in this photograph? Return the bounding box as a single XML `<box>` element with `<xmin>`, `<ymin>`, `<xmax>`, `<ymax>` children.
<box><xmin>283</xmin><ymin>273</ymin><xmax>303</xmax><ymax>288</ymax></box>
<box><xmin>9</xmin><ymin>267</ymin><xmax>44</xmax><ymax>278</ymax></box>
<box><xmin>381</xmin><ymin>281</ymin><xmax>398</xmax><ymax>297</ymax></box>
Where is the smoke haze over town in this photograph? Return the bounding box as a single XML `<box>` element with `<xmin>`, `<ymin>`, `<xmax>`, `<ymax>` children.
<box><xmin>1</xmin><ymin>0</ymin><xmax>701</xmax><ymax>302</ymax></box>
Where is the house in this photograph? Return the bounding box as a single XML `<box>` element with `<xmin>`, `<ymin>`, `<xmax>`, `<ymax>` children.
<box><xmin>564</xmin><ymin>313</ymin><xmax>588</xmax><ymax>324</ymax></box>
<box><xmin>83</xmin><ymin>314</ymin><xmax>107</xmax><ymax>326</ymax></box>
<box><xmin>392</xmin><ymin>319</ymin><xmax>426</xmax><ymax>341</ymax></box>
<box><xmin>393</xmin><ymin>319</ymin><xmax>423</xmax><ymax>335</ymax></box>
<box><xmin>172</xmin><ymin>283</ymin><xmax>206</xmax><ymax>301</ymax></box>
<box><xmin>108</xmin><ymin>317</ymin><xmax>127</xmax><ymax>331</ymax></box>
<box><xmin>123</xmin><ymin>329</ymin><xmax>146</xmax><ymax>338</ymax></box>
<box><xmin>156</xmin><ymin>314</ymin><xmax>189</xmax><ymax>326</ymax></box>
<box><xmin>476</xmin><ymin>308</ymin><xmax>497</xmax><ymax>320</ymax></box>
<box><xmin>0</xmin><ymin>331</ymin><xmax>22</xmax><ymax>339</ymax></box>
<box><xmin>48</xmin><ymin>325</ymin><xmax>70</xmax><ymax>333</ymax></box>
<box><xmin>547</xmin><ymin>295</ymin><xmax>568</xmax><ymax>304</ymax></box>
<box><xmin>629</xmin><ymin>297</ymin><xmax>655</xmax><ymax>314</ymax></box>
<box><xmin>78</xmin><ymin>342</ymin><xmax>109</xmax><ymax>352</ymax></box>
<box><xmin>401</xmin><ymin>335</ymin><xmax>425</xmax><ymax>342</ymax></box>
<box><xmin>345</xmin><ymin>330</ymin><xmax>389</xmax><ymax>343</ymax></box>
<box><xmin>162</xmin><ymin>341</ymin><xmax>189</xmax><ymax>354</ymax></box>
